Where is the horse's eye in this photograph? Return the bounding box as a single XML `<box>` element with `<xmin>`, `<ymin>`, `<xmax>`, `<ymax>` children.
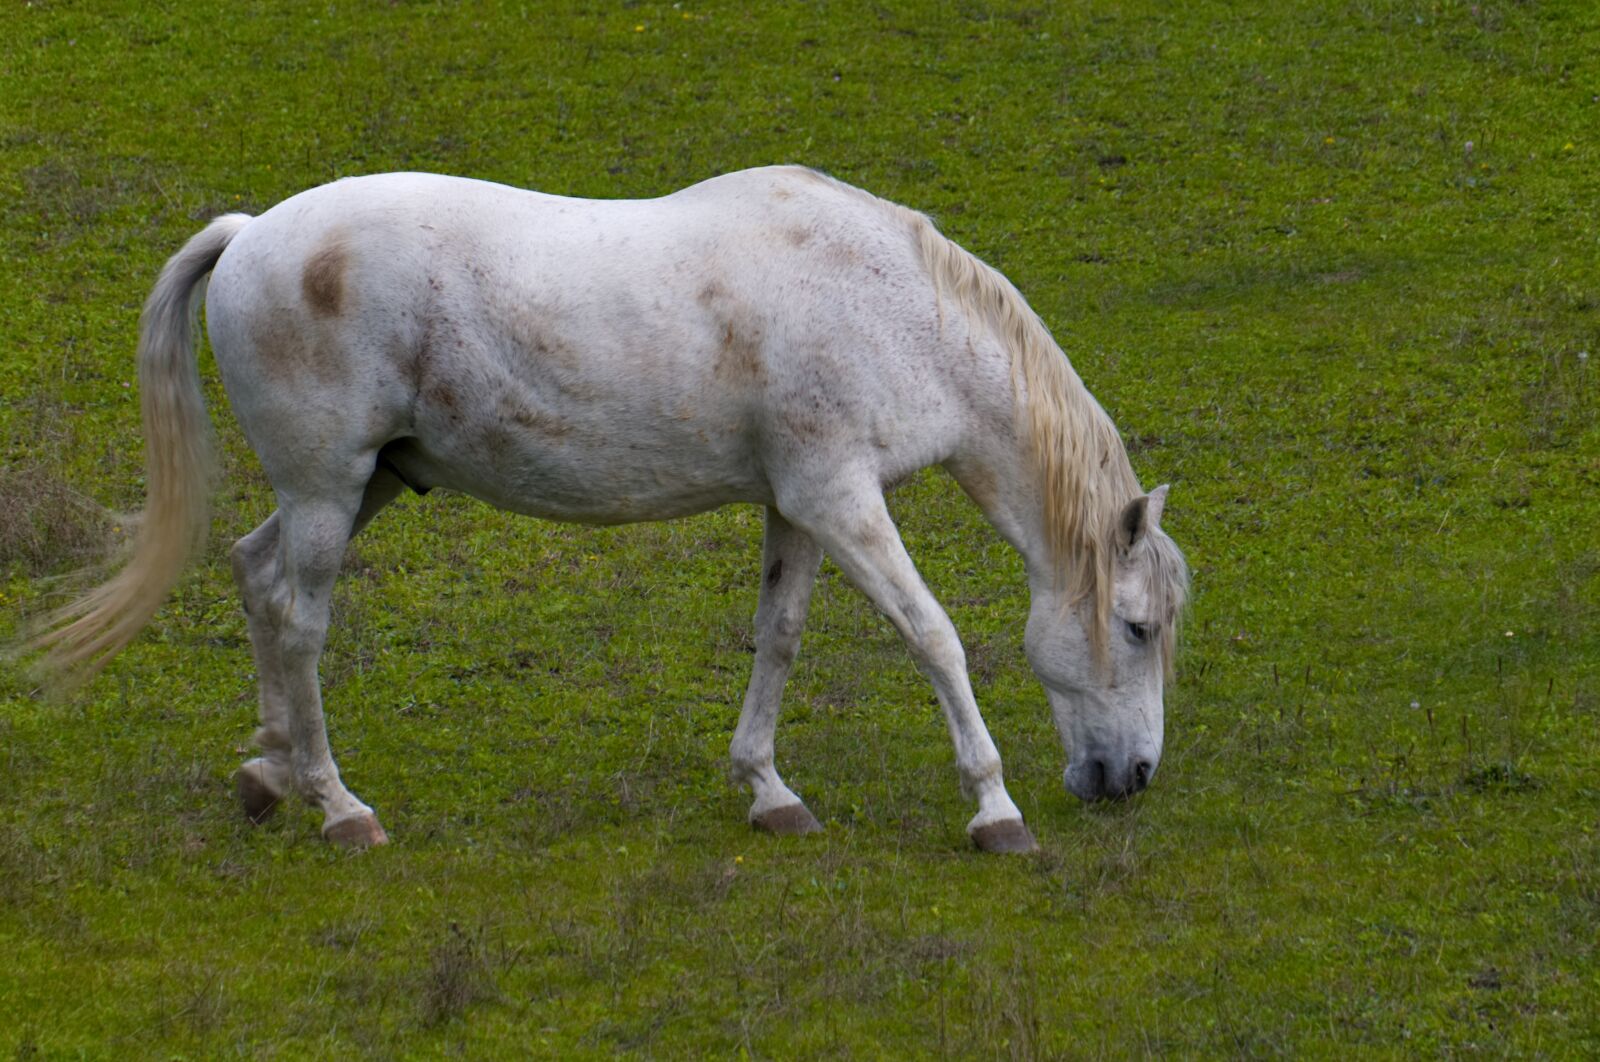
<box><xmin>1125</xmin><ymin>621</ymin><xmax>1151</xmax><ymax>644</ymax></box>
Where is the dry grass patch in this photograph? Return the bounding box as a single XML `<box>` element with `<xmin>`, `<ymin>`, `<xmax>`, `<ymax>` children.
<box><xmin>0</xmin><ymin>462</ymin><xmax>110</xmax><ymax>577</ymax></box>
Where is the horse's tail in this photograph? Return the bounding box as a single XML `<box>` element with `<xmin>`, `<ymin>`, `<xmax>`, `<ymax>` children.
<box><xmin>30</xmin><ymin>213</ymin><xmax>252</xmax><ymax>686</ymax></box>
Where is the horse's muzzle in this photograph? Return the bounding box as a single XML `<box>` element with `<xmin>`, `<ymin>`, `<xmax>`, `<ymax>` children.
<box><xmin>1065</xmin><ymin>755</ymin><xmax>1155</xmax><ymax>802</ymax></box>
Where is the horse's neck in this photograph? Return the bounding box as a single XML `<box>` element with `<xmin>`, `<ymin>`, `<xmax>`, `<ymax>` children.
<box><xmin>946</xmin><ymin>424</ymin><xmax>1055</xmax><ymax>585</ymax></box>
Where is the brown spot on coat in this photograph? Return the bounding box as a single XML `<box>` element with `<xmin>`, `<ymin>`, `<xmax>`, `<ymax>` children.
<box><xmin>251</xmin><ymin>303</ymin><xmax>345</xmax><ymax>385</ymax></box>
<box><xmin>779</xmin><ymin>411</ymin><xmax>822</xmax><ymax>441</ymax></box>
<box><xmin>301</xmin><ymin>241</ymin><xmax>348</xmax><ymax>318</ymax></box>
<box><xmin>716</xmin><ymin>321</ymin><xmax>765</xmax><ymax>383</ymax></box>
<box><xmin>433</xmin><ymin>381</ymin><xmax>457</xmax><ymax>407</ymax></box>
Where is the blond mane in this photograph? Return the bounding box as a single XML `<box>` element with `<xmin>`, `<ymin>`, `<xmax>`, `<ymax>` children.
<box><xmin>915</xmin><ymin>219</ymin><xmax>1138</xmax><ymax>653</ymax></box>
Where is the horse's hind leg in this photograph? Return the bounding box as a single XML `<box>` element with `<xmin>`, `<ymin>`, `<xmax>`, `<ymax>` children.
<box><xmin>730</xmin><ymin>508</ymin><xmax>824</xmax><ymax>835</ymax></box>
<box><xmin>232</xmin><ymin>466</ymin><xmax>403</xmax><ymax>841</ymax></box>
<box><xmin>232</xmin><ymin>511</ymin><xmax>290</xmax><ymax>823</ymax></box>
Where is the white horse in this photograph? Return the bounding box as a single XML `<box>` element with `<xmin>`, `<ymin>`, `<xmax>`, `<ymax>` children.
<box><xmin>35</xmin><ymin>166</ymin><xmax>1187</xmax><ymax>853</ymax></box>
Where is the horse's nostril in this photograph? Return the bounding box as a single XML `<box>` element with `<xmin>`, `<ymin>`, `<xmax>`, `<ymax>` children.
<box><xmin>1132</xmin><ymin>759</ymin><xmax>1153</xmax><ymax>792</ymax></box>
<box><xmin>1090</xmin><ymin>758</ymin><xmax>1108</xmax><ymax>799</ymax></box>
<box><xmin>1066</xmin><ymin>758</ymin><xmax>1148</xmax><ymax>802</ymax></box>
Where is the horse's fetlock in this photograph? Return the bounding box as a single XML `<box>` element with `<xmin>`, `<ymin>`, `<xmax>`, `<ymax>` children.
<box><xmin>729</xmin><ymin>748</ymin><xmax>771</xmax><ymax>781</ymax></box>
<box><xmin>290</xmin><ymin>759</ymin><xmax>339</xmax><ymax>800</ymax></box>
<box><xmin>254</xmin><ymin>726</ymin><xmax>291</xmax><ymax>755</ymax></box>
<box><xmin>960</xmin><ymin>757</ymin><xmax>1004</xmax><ymax>798</ymax></box>
<box><xmin>734</xmin><ymin>762</ymin><xmax>771</xmax><ymax>785</ymax></box>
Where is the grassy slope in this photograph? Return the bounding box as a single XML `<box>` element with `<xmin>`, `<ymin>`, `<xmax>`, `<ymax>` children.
<box><xmin>2</xmin><ymin>0</ymin><xmax>1597</xmax><ymax>1055</ymax></box>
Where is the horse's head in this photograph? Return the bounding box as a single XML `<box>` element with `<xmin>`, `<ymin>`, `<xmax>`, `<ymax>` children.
<box><xmin>1025</xmin><ymin>485</ymin><xmax>1188</xmax><ymax>802</ymax></box>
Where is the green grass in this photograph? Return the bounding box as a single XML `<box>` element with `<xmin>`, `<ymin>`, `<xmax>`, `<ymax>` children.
<box><xmin>3</xmin><ymin>0</ymin><xmax>1598</xmax><ymax>1055</ymax></box>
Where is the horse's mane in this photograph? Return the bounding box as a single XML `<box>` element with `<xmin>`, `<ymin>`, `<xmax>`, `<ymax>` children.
<box><xmin>810</xmin><ymin>170</ymin><xmax>1184</xmax><ymax>662</ymax></box>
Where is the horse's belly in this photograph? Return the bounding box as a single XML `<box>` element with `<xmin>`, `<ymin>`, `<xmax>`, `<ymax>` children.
<box><xmin>382</xmin><ymin>416</ymin><xmax>772</xmax><ymax>525</ymax></box>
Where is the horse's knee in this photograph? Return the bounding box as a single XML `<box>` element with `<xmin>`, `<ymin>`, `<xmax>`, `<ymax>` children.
<box><xmin>901</xmin><ymin>621</ymin><xmax>966</xmax><ymax>678</ymax></box>
<box><xmin>756</xmin><ymin>628</ymin><xmax>801</xmax><ymax>668</ymax></box>
<box><xmin>755</xmin><ymin>604</ymin><xmax>806</xmax><ymax>661</ymax></box>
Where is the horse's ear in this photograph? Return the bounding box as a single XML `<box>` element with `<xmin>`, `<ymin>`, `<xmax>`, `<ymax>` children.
<box><xmin>1147</xmin><ymin>484</ymin><xmax>1169</xmax><ymax>529</ymax></box>
<box><xmin>1118</xmin><ymin>495</ymin><xmax>1149</xmax><ymax>551</ymax></box>
<box><xmin>1118</xmin><ymin>485</ymin><xmax>1169</xmax><ymax>551</ymax></box>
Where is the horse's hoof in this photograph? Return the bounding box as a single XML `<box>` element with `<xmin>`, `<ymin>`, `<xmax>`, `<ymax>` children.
<box><xmin>323</xmin><ymin>813</ymin><xmax>389</xmax><ymax>849</ymax></box>
<box><xmin>236</xmin><ymin>762</ymin><xmax>282</xmax><ymax>824</ymax></box>
<box><xmin>970</xmin><ymin>818</ymin><xmax>1038</xmax><ymax>854</ymax></box>
<box><xmin>751</xmin><ymin>803</ymin><xmax>823</xmax><ymax>836</ymax></box>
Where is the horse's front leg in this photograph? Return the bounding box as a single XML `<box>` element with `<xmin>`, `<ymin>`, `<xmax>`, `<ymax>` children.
<box><xmin>729</xmin><ymin>508</ymin><xmax>825</xmax><ymax>835</ymax></box>
<box><xmin>780</xmin><ymin>476</ymin><xmax>1037</xmax><ymax>854</ymax></box>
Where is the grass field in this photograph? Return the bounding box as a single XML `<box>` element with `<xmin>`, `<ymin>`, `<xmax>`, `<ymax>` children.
<box><xmin>3</xmin><ymin>0</ymin><xmax>1598</xmax><ymax>1055</ymax></box>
